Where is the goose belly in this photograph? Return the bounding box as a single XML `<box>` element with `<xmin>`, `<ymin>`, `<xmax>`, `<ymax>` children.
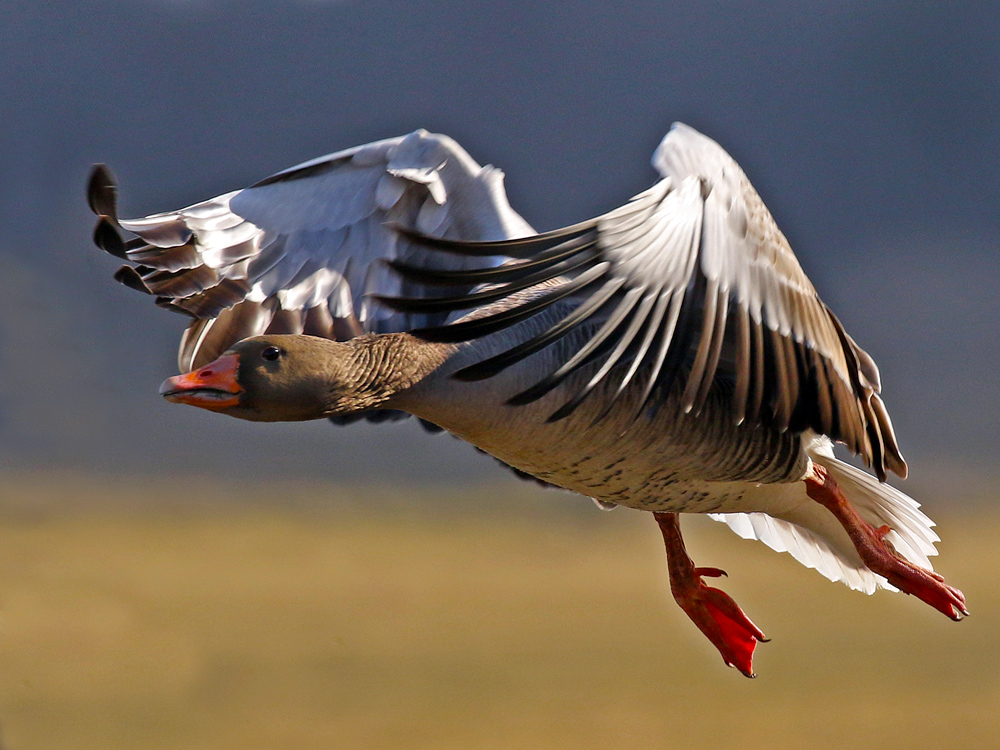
<box><xmin>402</xmin><ymin>361</ymin><xmax>811</xmax><ymax>515</ymax></box>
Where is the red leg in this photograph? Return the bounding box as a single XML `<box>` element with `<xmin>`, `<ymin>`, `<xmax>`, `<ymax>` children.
<box><xmin>653</xmin><ymin>511</ymin><xmax>768</xmax><ymax>677</ymax></box>
<box><xmin>805</xmin><ymin>464</ymin><xmax>968</xmax><ymax>620</ymax></box>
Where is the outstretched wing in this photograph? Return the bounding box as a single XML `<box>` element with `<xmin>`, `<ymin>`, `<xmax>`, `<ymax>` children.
<box><xmin>379</xmin><ymin>123</ymin><xmax>906</xmax><ymax>481</ymax></box>
<box><xmin>88</xmin><ymin>130</ymin><xmax>534</xmax><ymax>372</ymax></box>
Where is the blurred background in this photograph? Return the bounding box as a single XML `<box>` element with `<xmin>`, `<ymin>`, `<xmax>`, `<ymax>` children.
<box><xmin>0</xmin><ymin>1</ymin><xmax>997</xmax><ymax>748</ymax></box>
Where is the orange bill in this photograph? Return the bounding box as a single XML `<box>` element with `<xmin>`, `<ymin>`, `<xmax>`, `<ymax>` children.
<box><xmin>159</xmin><ymin>354</ymin><xmax>242</xmax><ymax>411</ymax></box>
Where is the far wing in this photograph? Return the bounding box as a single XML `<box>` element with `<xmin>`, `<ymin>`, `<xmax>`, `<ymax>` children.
<box><xmin>379</xmin><ymin>123</ymin><xmax>905</xmax><ymax>481</ymax></box>
<box><xmin>88</xmin><ymin>130</ymin><xmax>534</xmax><ymax>372</ymax></box>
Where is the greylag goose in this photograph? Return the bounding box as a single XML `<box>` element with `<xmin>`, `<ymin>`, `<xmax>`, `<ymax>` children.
<box><xmin>88</xmin><ymin>124</ymin><xmax>965</xmax><ymax>677</ymax></box>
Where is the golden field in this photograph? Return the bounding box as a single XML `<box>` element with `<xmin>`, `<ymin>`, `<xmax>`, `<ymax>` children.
<box><xmin>0</xmin><ymin>475</ymin><xmax>996</xmax><ymax>750</ymax></box>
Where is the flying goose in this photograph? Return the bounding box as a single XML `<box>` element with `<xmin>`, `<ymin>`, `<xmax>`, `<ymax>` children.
<box><xmin>88</xmin><ymin>124</ymin><xmax>965</xmax><ymax>677</ymax></box>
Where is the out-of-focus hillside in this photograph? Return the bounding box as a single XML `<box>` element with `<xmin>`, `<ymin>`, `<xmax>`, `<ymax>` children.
<box><xmin>0</xmin><ymin>477</ymin><xmax>994</xmax><ymax>750</ymax></box>
<box><xmin>0</xmin><ymin>1</ymin><xmax>997</xmax><ymax>496</ymax></box>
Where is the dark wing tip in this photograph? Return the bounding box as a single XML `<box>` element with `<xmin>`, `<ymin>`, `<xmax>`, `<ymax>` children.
<box><xmin>87</xmin><ymin>164</ymin><xmax>118</xmax><ymax>220</ymax></box>
<box><xmin>389</xmin><ymin>223</ymin><xmax>493</xmax><ymax>255</ymax></box>
<box><xmin>89</xmin><ymin>165</ymin><xmax>133</xmax><ymax>260</ymax></box>
<box><xmin>113</xmin><ymin>265</ymin><xmax>152</xmax><ymax>294</ymax></box>
<box><xmin>155</xmin><ymin>297</ymin><xmax>199</xmax><ymax>317</ymax></box>
<box><xmin>392</xmin><ymin>220</ymin><xmax>597</xmax><ymax>259</ymax></box>
<box><xmin>392</xmin><ymin>225</ymin><xmax>521</xmax><ymax>258</ymax></box>
<box><xmin>93</xmin><ymin>218</ymin><xmax>129</xmax><ymax>259</ymax></box>
<box><xmin>451</xmin><ymin>359</ymin><xmax>508</xmax><ymax>382</ymax></box>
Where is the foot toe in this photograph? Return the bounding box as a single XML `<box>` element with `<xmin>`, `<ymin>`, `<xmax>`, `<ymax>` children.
<box><xmin>678</xmin><ymin>584</ymin><xmax>767</xmax><ymax>678</ymax></box>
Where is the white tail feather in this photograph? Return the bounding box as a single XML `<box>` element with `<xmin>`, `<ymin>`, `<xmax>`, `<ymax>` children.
<box><xmin>710</xmin><ymin>508</ymin><xmax>887</xmax><ymax>594</ymax></box>
<box><xmin>710</xmin><ymin>438</ymin><xmax>939</xmax><ymax>595</ymax></box>
<box><xmin>809</xmin><ymin>442</ymin><xmax>939</xmax><ymax>571</ymax></box>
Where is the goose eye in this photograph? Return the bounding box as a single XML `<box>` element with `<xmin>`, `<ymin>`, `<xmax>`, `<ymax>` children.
<box><xmin>261</xmin><ymin>346</ymin><xmax>282</xmax><ymax>362</ymax></box>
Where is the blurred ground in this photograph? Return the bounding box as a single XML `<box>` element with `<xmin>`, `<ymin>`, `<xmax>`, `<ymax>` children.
<box><xmin>0</xmin><ymin>475</ymin><xmax>995</xmax><ymax>750</ymax></box>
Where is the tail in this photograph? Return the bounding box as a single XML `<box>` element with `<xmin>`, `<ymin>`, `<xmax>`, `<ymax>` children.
<box><xmin>710</xmin><ymin>441</ymin><xmax>940</xmax><ymax>594</ymax></box>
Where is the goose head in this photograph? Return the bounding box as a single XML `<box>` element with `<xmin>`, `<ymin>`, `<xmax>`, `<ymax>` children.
<box><xmin>159</xmin><ymin>333</ymin><xmax>453</xmax><ymax>422</ymax></box>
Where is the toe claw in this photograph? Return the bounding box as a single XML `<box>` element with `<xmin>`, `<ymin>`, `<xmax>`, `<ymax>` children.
<box><xmin>695</xmin><ymin>567</ymin><xmax>728</xmax><ymax>578</ymax></box>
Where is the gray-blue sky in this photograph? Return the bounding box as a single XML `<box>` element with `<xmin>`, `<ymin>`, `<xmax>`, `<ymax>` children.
<box><xmin>0</xmin><ymin>0</ymin><xmax>997</xmax><ymax>496</ymax></box>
